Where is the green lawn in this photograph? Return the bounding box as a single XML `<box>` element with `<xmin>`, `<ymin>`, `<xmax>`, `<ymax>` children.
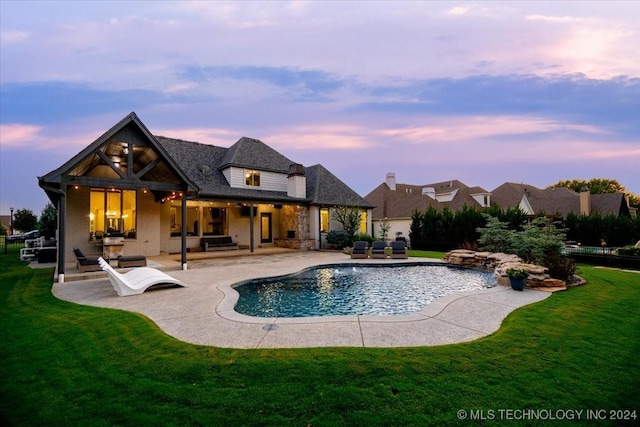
<box><xmin>1</xmin><ymin>254</ymin><xmax>639</xmax><ymax>426</ymax></box>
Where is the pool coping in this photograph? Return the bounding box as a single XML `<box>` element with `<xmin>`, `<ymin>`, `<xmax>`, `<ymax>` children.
<box><xmin>52</xmin><ymin>252</ymin><xmax>552</xmax><ymax>348</ymax></box>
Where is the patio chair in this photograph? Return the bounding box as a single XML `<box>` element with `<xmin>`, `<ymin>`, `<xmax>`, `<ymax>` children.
<box><xmin>351</xmin><ymin>241</ymin><xmax>369</xmax><ymax>259</ymax></box>
<box><xmin>390</xmin><ymin>240</ymin><xmax>408</xmax><ymax>259</ymax></box>
<box><xmin>98</xmin><ymin>257</ymin><xmax>187</xmax><ymax>297</ymax></box>
<box><xmin>73</xmin><ymin>247</ymin><xmax>102</xmax><ymax>273</ymax></box>
<box><xmin>371</xmin><ymin>241</ymin><xmax>387</xmax><ymax>259</ymax></box>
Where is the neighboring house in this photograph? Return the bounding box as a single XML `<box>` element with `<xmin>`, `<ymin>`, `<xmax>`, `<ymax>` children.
<box><xmin>491</xmin><ymin>182</ymin><xmax>633</xmax><ymax>218</ymax></box>
<box><xmin>39</xmin><ymin>112</ymin><xmax>373</xmax><ymax>282</ymax></box>
<box><xmin>0</xmin><ymin>215</ymin><xmax>10</xmax><ymax>235</ymax></box>
<box><xmin>364</xmin><ymin>173</ymin><xmax>491</xmax><ymax>243</ymax></box>
<box><xmin>365</xmin><ymin>175</ymin><xmax>634</xmax><ymax>245</ymax></box>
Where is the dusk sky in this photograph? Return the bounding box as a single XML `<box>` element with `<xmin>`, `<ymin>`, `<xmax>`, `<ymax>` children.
<box><xmin>1</xmin><ymin>1</ymin><xmax>639</xmax><ymax>216</ymax></box>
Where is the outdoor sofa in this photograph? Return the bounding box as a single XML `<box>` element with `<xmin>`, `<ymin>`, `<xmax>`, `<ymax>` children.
<box><xmin>201</xmin><ymin>236</ymin><xmax>238</xmax><ymax>251</ymax></box>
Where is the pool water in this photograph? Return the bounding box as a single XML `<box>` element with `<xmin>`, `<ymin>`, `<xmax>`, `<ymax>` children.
<box><xmin>233</xmin><ymin>264</ymin><xmax>496</xmax><ymax>318</ymax></box>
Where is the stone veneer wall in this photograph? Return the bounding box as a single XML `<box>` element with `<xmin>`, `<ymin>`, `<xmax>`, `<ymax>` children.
<box><xmin>444</xmin><ymin>249</ymin><xmax>568</xmax><ymax>292</ymax></box>
<box><xmin>275</xmin><ymin>205</ymin><xmax>315</xmax><ymax>250</ymax></box>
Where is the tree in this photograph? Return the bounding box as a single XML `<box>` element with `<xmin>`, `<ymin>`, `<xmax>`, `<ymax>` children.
<box><xmin>12</xmin><ymin>209</ymin><xmax>38</xmax><ymax>233</ymax></box>
<box><xmin>547</xmin><ymin>178</ymin><xmax>639</xmax><ymax>207</ymax></box>
<box><xmin>476</xmin><ymin>214</ymin><xmax>517</xmax><ymax>253</ymax></box>
<box><xmin>39</xmin><ymin>203</ymin><xmax>57</xmax><ymax>239</ymax></box>
<box><xmin>331</xmin><ymin>206</ymin><xmax>363</xmax><ymax>240</ymax></box>
<box><xmin>378</xmin><ymin>218</ymin><xmax>391</xmax><ymax>242</ymax></box>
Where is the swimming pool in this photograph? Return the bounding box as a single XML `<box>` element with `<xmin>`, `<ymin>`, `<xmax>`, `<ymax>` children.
<box><xmin>233</xmin><ymin>263</ymin><xmax>496</xmax><ymax>317</ymax></box>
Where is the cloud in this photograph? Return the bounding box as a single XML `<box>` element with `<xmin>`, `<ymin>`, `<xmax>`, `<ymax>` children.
<box><xmin>0</xmin><ymin>124</ymin><xmax>42</xmax><ymax>147</ymax></box>
<box><xmin>377</xmin><ymin>115</ymin><xmax>607</xmax><ymax>144</ymax></box>
<box><xmin>0</xmin><ymin>121</ymin><xmax>103</xmax><ymax>152</ymax></box>
<box><xmin>0</xmin><ymin>82</ymin><xmax>165</xmax><ymax>125</ymax></box>
<box><xmin>0</xmin><ymin>30</ymin><xmax>29</xmax><ymax>43</ymax></box>
<box><xmin>176</xmin><ymin>65</ymin><xmax>346</xmax><ymax>101</ymax></box>
<box><xmin>266</xmin><ymin>124</ymin><xmax>371</xmax><ymax>151</ymax></box>
<box><xmin>446</xmin><ymin>6</ymin><xmax>470</xmax><ymax>16</ymax></box>
<box><xmin>357</xmin><ymin>74</ymin><xmax>640</xmax><ymax>139</ymax></box>
<box><xmin>153</xmin><ymin>127</ymin><xmax>239</xmax><ymax>146</ymax></box>
<box><xmin>526</xmin><ymin>15</ymin><xmax>584</xmax><ymax>23</ymax></box>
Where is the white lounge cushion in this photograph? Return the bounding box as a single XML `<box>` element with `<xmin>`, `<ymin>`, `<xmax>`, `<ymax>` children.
<box><xmin>98</xmin><ymin>257</ymin><xmax>187</xmax><ymax>297</ymax></box>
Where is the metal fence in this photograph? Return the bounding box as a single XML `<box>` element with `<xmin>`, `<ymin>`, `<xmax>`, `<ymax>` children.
<box><xmin>1</xmin><ymin>237</ymin><xmax>23</xmax><ymax>256</ymax></box>
<box><xmin>565</xmin><ymin>246</ymin><xmax>640</xmax><ymax>270</ymax></box>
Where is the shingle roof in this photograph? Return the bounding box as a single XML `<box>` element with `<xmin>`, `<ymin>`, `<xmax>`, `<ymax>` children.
<box><xmin>491</xmin><ymin>182</ymin><xmax>629</xmax><ymax>217</ymax></box>
<box><xmin>219</xmin><ymin>137</ymin><xmax>294</xmax><ymax>173</ymax></box>
<box><xmin>591</xmin><ymin>193</ymin><xmax>629</xmax><ymax>216</ymax></box>
<box><xmin>157</xmin><ymin>136</ymin><xmax>371</xmax><ymax>207</ymax></box>
<box><xmin>490</xmin><ymin>183</ymin><xmax>527</xmax><ymax>209</ymax></box>
<box><xmin>306</xmin><ymin>164</ymin><xmax>374</xmax><ymax>208</ymax></box>
<box><xmin>365</xmin><ymin>179</ymin><xmax>486</xmax><ymax>220</ymax></box>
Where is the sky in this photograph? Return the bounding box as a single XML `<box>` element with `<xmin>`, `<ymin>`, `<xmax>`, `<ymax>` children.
<box><xmin>1</xmin><ymin>1</ymin><xmax>639</xmax><ymax>216</ymax></box>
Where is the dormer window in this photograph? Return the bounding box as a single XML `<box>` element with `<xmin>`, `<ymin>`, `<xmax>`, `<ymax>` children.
<box><xmin>245</xmin><ymin>169</ymin><xmax>260</xmax><ymax>187</ymax></box>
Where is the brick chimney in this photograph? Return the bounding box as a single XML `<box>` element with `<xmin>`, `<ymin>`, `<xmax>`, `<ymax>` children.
<box><xmin>579</xmin><ymin>186</ymin><xmax>590</xmax><ymax>216</ymax></box>
<box><xmin>287</xmin><ymin>163</ymin><xmax>306</xmax><ymax>198</ymax></box>
<box><xmin>386</xmin><ymin>172</ymin><xmax>396</xmax><ymax>191</ymax></box>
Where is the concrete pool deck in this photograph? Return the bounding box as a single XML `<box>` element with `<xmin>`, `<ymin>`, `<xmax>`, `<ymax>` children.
<box><xmin>52</xmin><ymin>251</ymin><xmax>551</xmax><ymax>348</ymax></box>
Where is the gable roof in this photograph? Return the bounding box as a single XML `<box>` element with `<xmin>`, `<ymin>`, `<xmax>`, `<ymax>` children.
<box><xmin>365</xmin><ymin>179</ymin><xmax>488</xmax><ymax>220</ymax></box>
<box><xmin>219</xmin><ymin>137</ymin><xmax>294</xmax><ymax>173</ymax></box>
<box><xmin>40</xmin><ymin>112</ymin><xmax>371</xmax><ymax>209</ymax></box>
<box><xmin>305</xmin><ymin>164</ymin><xmax>373</xmax><ymax>208</ymax></box>
<box><xmin>366</xmin><ymin>182</ymin><xmax>443</xmax><ymax>219</ymax></box>
<box><xmin>591</xmin><ymin>193</ymin><xmax>630</xmax><ymax>216</ymax></box>
<box><xmin>491</xmin><ymin>182</ymin><xmax>630</xmax><ymax>217</ymax></box>
<box><xmin>157</xmin><ymin>136</ymin><xmax>372</xmax><ymax>207</ymax></box>
<box><xmin>490</xmin><ymin>182</ymin><xmax>527</xmax><ymax>209</ymax></box>
<box><xmin>39</xmin><ymin>112</ymin><xmax>198</xmax><ymax>203</ymax></box>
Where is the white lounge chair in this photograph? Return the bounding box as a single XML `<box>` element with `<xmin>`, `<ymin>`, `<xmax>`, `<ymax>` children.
<box><xmin>98</xmin><ymin>257</ymin><xmax>187</xmax><ymax>297</ymax></box>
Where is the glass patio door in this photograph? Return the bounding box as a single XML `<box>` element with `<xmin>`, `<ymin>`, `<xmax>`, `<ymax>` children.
<box><xmin>261</xmin><ymin>213</ymin><xmax>272</xmax><ymax>243</ymax></box>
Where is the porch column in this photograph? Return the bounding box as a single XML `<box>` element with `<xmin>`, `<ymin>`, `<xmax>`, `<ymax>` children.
<box><xmin>181</xmin><ymin>197</ymin><xmax>187</xmax><ymax>270</ymax></box>
<box><xmin>56</xmin><ymin>190</ymin><xmax>67</xmax><ymax>283</ymax></box>
<box><xmin>249</xmin><ymin>201</ymin><xmax>254</xmax><ymax>253</ymax></box>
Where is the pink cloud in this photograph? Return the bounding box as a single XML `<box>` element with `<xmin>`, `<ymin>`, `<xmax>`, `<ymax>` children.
<box><xmin>0</xmin><ymin>124</ymin><xmax>42</xmax><ymax>147</ymax></box>
<box><xmin>376</xmin><ymin>115</ymin><xmax>607</xmax><ymax>144</ymax></box>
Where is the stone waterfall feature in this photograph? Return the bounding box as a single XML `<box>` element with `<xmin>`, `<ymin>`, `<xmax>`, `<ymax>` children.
<box><xmin>443</xmin><ymin>249</ymin><xmax>569</xmax><ymax>292</ymax></box>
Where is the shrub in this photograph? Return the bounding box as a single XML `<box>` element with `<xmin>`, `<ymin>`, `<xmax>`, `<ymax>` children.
<box><xmin>477</xmin><ymin>215</ymin><xmax>517</xmax><ymax>253</ymax></box>
<box><xmin>546</xmin><ymin>255</ymin><xmax>577</xmax><ymax>282</ymax></box>
<box><xmin>477</xmin><ymin>216</ymin><xmax>575</xmax><ymax>281</ymax></box>
<box><xmin>326</xmin><ymin>230</ymin><xmax>350</xmax><ymax>249</ymax></box>
<box><xmin>353</xmin><ymin>232</ymin><xmax>375</xmax><ymax>245</ymax></box>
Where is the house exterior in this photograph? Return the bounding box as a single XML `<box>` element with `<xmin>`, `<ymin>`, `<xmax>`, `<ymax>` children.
<box><xmin>39</xmin><ymin>112</ymin><xmax>373</xmax><ymax>282</ymax></box>
<box><xmin>491</xmin><ymin>182</ymin><xmax>633</xmax><ymax>218</ymax></box>
<box><xmin>364</xmin><ymin>173</ymin><xmax>491</xmax><ymax>243</ymax></box>
<box><xmin>0</xmin><ymin>215</ymin><xmax>11</xmax><ymax>235</ymax></box>
<box><xmin>365</xmin><ymin>175</ymin><xmax>634</xmax><ymax>244</ymax></box>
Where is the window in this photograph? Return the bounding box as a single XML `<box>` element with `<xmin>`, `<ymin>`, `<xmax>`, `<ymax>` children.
<box><xmin>90</xmin><ymin>189</ymin><xmax>137</xmax><ymax>239</ymax></box>
<box><xmin>170</xmin><ymin>202</ymin><xmax>199</xmax><ymax>236</ymax></box>
<box><xmin>205</xmin><ymin>207</ymin><xmax>228</xmax><ymax>235</ymax></box>
<box><xmin>320</xmin><ymin>208</ymin><xmax>330</xmax><ymax>232</ymax></box>
<box><xmin>245</xmin><ymin>169</ymin><xmax>260</xmax><ymax>187</ymax></box>
<box><xmin>359</xmin><ymin>210</ymin><xmax>367</xmax><ymax>233</ymax></box>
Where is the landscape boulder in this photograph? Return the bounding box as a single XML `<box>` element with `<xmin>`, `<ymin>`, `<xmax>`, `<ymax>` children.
<box><xmin>444</xmin><ymin>249</ymin><xmax>567</xmax><ymax>292</ymax></box>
